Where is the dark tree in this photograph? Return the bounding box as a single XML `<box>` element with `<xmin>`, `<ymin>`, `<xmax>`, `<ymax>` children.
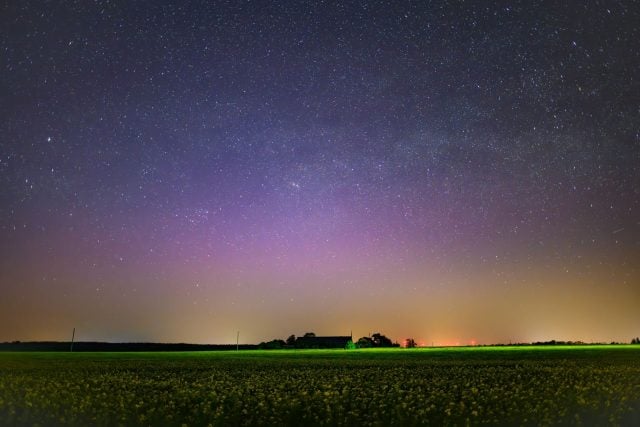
<box><xmin>303</xmin><ymin>332</ymin><xmax>316</xmax><ymax>338</ymax></box>
<box><xmin>355</xmin><ymin>334</ymin><xmax>399</xmax><ymax>348</ymax></box>
<box><xmin>371</xmin><ymin>333</ymin><xmax>394</xmax><ymax>347</ymax></box>
<box><xmin>286</xmin><ymin>335</ymin><xmax>296</xmax><ymax>346</ymax></box>
<box><xmin>356</xmin><ymin>337</ymin><xmax>373</xmax><ymax>348</ymax></box>
<box><xmin>405</xmin><ymin>338</ymin><xmax>417</xmax><ymax>348</ymax></box>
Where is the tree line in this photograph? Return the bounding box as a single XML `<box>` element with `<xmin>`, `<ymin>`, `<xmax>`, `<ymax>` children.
<box><xmin>258</xmin><ymin>332</ymin><xmax>401</xmax><ymax>349</ymax></box>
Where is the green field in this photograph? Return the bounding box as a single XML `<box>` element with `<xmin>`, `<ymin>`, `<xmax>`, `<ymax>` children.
<box><xmin>1</xmin><ymin>346</ymin><xmax>639</xmax><ymax>426</ymax></box>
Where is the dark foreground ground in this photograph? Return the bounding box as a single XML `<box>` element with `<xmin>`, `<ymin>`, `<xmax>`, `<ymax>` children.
<box><xmin>1</xmin><ymin>346</ymin><xmax>639</xmax><ymax>426</ymax></box>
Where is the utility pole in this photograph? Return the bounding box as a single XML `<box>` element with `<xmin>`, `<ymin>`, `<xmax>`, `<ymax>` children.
<box><xmin>70</xmin><ymin>328</ymin><xmax>75</xmax><ymax>352</ymax></box>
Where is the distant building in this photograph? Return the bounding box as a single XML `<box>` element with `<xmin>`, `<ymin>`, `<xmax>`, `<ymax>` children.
<box><xmin>294</xmin><ymin>335</ymin><xmax>353</xmax><ymax>349</ymax></box>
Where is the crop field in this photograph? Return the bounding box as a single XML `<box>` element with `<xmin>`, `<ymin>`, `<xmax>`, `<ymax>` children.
<box><xmin>1</xmin><ymin>346</ymin><xmax>639</xmax><ymax>426</ymax></box>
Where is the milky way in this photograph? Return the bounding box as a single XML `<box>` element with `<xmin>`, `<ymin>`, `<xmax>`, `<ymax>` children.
<box><xmin>1</xmin><ymin>1</ymin><xmax>638</xmax><ymax>344</ymax></box>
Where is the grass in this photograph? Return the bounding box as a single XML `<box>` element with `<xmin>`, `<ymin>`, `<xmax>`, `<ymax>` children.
<box><xmin>1</xmin><ymin>345</ymin><xmax>639</xmax><ymax>425</ymax></box>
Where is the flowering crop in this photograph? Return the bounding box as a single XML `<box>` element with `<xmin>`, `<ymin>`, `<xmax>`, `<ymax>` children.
<box><xmin>1</xmin><ymin>346</ymin><xmax>639</xmax><ymax>425</ymax></box>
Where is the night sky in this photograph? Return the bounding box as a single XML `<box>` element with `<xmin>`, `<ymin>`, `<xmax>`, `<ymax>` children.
<box><xmin>1</xmin><ymin>1</ymin><xmax>638</xmax><ymax>345</ymax></box>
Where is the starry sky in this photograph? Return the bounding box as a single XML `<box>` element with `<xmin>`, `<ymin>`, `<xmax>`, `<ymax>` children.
<box><xmin>1</xmin><ymin>1</ymin><xmax>638</xmax><ymax>345</ymax></box>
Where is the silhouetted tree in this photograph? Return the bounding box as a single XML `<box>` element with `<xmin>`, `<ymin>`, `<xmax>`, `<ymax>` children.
<box><xmin>303</xmin><ymin>332</ymin><xmax>316</xmax><ymax>338</ymax></box>
<box><xmin>632</xmin><ymin>337</ymin><xmax>640</xmax><ymax>345</ymax></box>
<box><xmin>356</xmin><ymin>337</ymin><xmax>373</xmax><ymax>348</ymax></box>
<box><xmin>286</xmin><ymin>335</ymin><xmax>296</xmax><ymax>346</ymax></box>
<box><xmin>405</xmin><ymin>338</ymin><xmax>417</xmax><ymax>348</ymax></box>
<box><xmin>355</xmin><ymin>333</ymin><xmax>398</xmax><ymax>348</ymax></box>
<box><xmin>371</xmin><ymin>333</ymin><xmax>394</xmax><ymax>347</ymax></box>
